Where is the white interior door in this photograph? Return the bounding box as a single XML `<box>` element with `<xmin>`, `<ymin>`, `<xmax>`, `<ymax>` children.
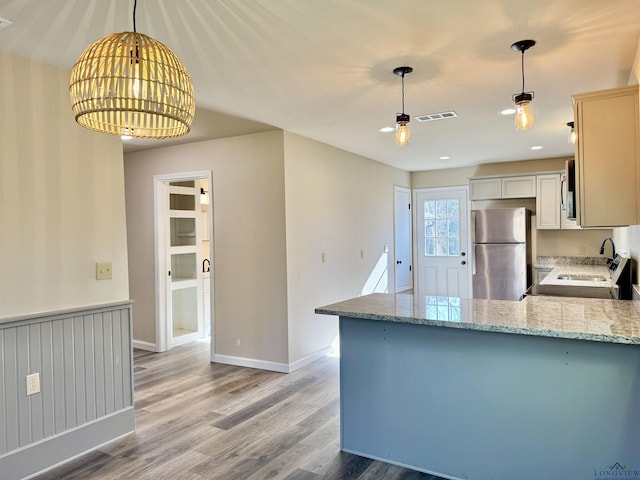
<box><xmin>394</xmin><ymin>186</ymin><xmax>413</xmax><ymax>292</ymax></box>
<box><xmin>155</xmin><ymin>172</ymin><xmax>214</xmax><ymax>355</ymax></box>
<box><xmin>414</xmin><ymin>187</ymin><xmax>471</xmax><ymax>298</ymax></box>
<box><xmin>167</xmin><ymin>182</ymin><xmax>203</xmax><ymax>347</ymax></box>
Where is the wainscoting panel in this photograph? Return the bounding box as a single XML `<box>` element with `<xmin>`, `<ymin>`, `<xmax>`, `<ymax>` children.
<box><xmin>0</xmin><ymin>302</ymin><xmax>134</xmax><ymax>479</ymax></box>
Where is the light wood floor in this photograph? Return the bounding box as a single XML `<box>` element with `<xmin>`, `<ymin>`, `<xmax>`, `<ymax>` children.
<box><xmin>35</xmin><ymin>342</ymin><xmax>442</xmax><ymax>480</ymax></box>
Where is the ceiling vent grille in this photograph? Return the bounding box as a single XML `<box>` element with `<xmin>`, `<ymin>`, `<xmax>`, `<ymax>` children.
<box><xmin>415</xmin><ymin>111</ymin><xmax>458</xmax><ymax>122</ymax></box>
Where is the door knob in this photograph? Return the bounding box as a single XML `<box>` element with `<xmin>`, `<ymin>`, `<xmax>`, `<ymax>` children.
<box><xmin>461</xmin><ymin>252</ymin><xmax>466</xmax><ymax>256</ymax></box>
<box><xmin>396</xmin><ymin>260</ymin><xmax>402</xmax><ymax>264</ymax></box>
<box><xmin>461</xmin><ymin>260</ymin><xmax>466</xmax><ymax>265</ymax></box>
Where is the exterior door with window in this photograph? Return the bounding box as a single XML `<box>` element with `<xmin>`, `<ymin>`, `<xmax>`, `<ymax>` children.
<box><xmin>414</xmin><ymin>187</ymin><xmax>470</xmax><ymax>298</ymax></box>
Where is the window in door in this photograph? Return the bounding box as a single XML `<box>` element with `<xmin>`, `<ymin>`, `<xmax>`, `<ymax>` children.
<box><xmin>424</xmin><ymin>199</ymin><xmax>460</xmax><ymax>257</ymax></box>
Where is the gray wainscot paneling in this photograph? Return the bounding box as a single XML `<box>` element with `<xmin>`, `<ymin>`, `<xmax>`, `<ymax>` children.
<box><xmin>0</xmin><ymin>301</ymin><xmax>134</xmax><ymax>480</ymax></box>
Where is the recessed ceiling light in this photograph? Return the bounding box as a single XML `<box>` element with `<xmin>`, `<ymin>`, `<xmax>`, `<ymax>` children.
<box><xmin>379</xmin><ymin>126</ymin><xmax>395</xmax><ymax>133</ymax></box>
<box><xmin>500</xmin><ymin>108</ymin><xmax>516</xmax><ymax>115</ymax></box>
<box><xmin>0</xmin><ymin>18</ymin><xmax>12</xmax><ymax>30</ymax></box>
<box><xmin>439</xmin><ymin>156</ymin><xmax>451</xmax><ymax>160</ymax></box>
<box><xmin>531</xmin><ymin>145</ymin><xmax>543</xmax><ymax>150</ymax></box>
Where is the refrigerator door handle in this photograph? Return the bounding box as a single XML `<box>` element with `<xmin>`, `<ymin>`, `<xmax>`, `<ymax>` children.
<box><xmin>472</xmin><ymin>244</ymin><xmax>477</xmax><ymax>276</ymax></box>
<box><xmin>471</xmin><ymin>211</ymin><xmax>476</xmax><ymax>244</ymax></box>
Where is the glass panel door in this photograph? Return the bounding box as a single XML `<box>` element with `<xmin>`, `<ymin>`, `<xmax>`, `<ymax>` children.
<box><xmin>167</xmin><ymin>182</ymin><xmax>203</xmax><ymax>346</ymax></box>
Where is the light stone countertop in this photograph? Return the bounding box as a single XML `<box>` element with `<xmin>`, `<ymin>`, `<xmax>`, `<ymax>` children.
<box><xmin>538</xmin><ymin>264</ymin><xmax>614</xmax><ymax>289</ymax></box>
<box><xmin>316</xmin><ymin>293</ymin><xmax>640</xmax><ymax>345</ymax></box>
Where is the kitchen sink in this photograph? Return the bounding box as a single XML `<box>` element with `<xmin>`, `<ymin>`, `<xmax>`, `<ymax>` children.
<box><xmin>556</xmin><ymin>274</ymin><xmax>608</xmax><ymax>282</ymax></box>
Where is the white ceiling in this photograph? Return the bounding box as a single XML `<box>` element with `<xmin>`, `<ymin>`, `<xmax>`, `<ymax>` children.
<box><xmin>1</xmin><ymin>0</ymin><xmax>639</xmax><ymax>171</ymax></box>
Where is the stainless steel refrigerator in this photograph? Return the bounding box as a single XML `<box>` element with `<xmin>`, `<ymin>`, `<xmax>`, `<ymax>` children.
<box><xmin>472</xmin><ymin>207</ymin><xmax>531</xmax><ymax>300</ymax></box>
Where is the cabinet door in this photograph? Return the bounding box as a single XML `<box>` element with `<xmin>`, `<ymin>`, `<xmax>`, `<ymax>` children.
<box><xmin>574</xmin><ymin>85</ymin><xmax>639</xmax><ymax>227</ymax></box>
<box><xmin>469</xmin><ymin>178</ymin><xmax>501</xmax><ymax>200</ymax></box>
<box><xmin>502</xmin><ymin>175</ymin><xmax>536</xmax><ymax>198</ymax></box>
<box><xmin>536</xmin><ymin>174</ymin><xmax>561</xmax><ymax>229</ymax></box>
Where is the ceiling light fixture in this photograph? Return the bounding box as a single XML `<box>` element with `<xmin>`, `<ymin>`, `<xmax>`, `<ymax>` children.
<box><xmin>393</xmin><ymin>66</ymin><xmax>413</xmax><ymax>146</ymax></box>
<box><xmin>69</xmin><ymin>0</ymin><xmax>195</xmax><ymax>139</ymax></box>
<box><xmin>567</xmin><ymin>121</ymin><xmax>576</xmax><ymax>144</ymax></box>
<box><xmin>511</xmin><ymin>39</ymin><xmax>536</xmax><ymax>131</ymax></box>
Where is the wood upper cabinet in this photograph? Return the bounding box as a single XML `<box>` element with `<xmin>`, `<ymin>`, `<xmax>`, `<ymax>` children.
<box><xmin>572</xmin><ymin>85</ymin><xmax>639</xmax><ymax>227</ymax></box>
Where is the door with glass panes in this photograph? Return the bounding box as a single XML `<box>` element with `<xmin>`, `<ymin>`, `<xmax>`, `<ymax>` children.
<box><xmin>414</xmin><ymin>187</ymin><xmax>470</xmax><ymax>298</ymax></box>
<box><xmin>167</xmin><ymin>181</ymin><xmax>203</xmax><ymax>346</ymax></box>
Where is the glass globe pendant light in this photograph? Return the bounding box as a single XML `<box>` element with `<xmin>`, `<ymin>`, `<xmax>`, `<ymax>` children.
<box><xmin>393</xmin><ymin>66</ymin><xmax>413</xmax><ymax>146</ymax></box>
<box><xmin>511</xmin><ymin>40</ymin><xmax>536</xmax><ymax>131</ymax></box>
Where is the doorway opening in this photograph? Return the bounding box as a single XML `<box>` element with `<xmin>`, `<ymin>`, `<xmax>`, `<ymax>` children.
<box><xmin>154</xmin><ymin>171</ymin><xmax>214</xmax><ymax>360</ymax></box>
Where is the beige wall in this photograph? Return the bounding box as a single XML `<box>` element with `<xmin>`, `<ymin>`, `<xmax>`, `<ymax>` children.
<box><xmin>283</xmin><ymin>133</ymin><xmax>410</xmax><ymax>363</ymax></box>
<box><xmin>0</xmin><ymin>49</ymin><xmax>128</xmax><ymax>319</ymax></box>
<box><xmin>124</xmin><ymin>131</ymin><xmax>289</xmax><ymax>364</ymax></box>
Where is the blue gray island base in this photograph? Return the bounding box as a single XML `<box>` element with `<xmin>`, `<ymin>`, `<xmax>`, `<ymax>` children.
<box><xmin>321</xmin><ymin>294</ymin><xmax>640</xmax><ymax>480</ymax></box>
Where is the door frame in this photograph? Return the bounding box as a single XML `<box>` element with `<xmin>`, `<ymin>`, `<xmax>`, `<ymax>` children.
<box><xmin>154</xmin><ymin>170</ymin><xmax>214</xmax><ymax>355</ymax></box>
<box><xmin>412</xmin><ymin>186</ymin><xmax>473</xmax><ymax>298</ymax></box>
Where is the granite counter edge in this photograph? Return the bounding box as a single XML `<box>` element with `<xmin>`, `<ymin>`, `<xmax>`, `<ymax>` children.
<box><xmin>315</xmin><ymin>307</ymin><xmax>640</xmax><ymax>346</ymax></box>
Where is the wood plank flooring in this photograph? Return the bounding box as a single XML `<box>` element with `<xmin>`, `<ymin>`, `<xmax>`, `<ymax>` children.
<box><xmin>34</xmin><ymin>342</ymin><xmax>443</xmax><ymax>480</ymax></box>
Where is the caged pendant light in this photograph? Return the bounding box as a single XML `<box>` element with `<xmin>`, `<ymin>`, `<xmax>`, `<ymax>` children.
<box><xmin>511</xmin><ymin>39</ymin><xmax>536</xmax><ymax>131</ymax></box>
<box><xmin>393</xmin><ymin>66</ymin><xmax>413</xmax><ymax>146</ymax></box>
<box><xmin>69</xmin><ymin>0</ymin><xmax>195</xmax><ymax>139</ymax></box>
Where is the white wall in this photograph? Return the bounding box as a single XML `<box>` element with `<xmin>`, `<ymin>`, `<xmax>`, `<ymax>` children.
<box><xmin>124</xmin><ymin>131</ymin><xmax>290</xmax><ymax>364</ymax></box>
<box><xmin>0</xmin><ymin>49</ymin><xmax>128</xmax><ymax>319</ymax></box>
<box><xmin>283</xmin><ymin>133</ymin><xmax>411</xmax><ymax>363</ymax></box>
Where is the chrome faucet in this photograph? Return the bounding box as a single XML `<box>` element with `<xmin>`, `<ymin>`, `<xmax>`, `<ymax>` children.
<box><xmin>599</xmin><ymin>237</ymin><xmax>616</xmax><ymax>263</ymax></box>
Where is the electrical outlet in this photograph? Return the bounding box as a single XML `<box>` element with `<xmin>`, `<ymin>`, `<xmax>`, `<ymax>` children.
<box><xmin>26</xmin><ymin>373</ymin><xmax>40</xmax><ymax>396</ymax></box>
<box><xmin>96</xmin><ymin>261</ymin><xmax>112</xmax><ymax>280</ymax></box>
<box><xmin>578</xmin><ymin>245</ymin><xmax>586</xmax><ymax>256</ymax></box>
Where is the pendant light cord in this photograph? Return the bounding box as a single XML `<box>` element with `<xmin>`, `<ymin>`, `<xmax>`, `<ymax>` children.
<box><xmin>133</xmin><ymin>0</ymin><xmax>137</xmax><ymax>33</ymax></box>
<box><xmin>401</xmin><ymin>73</ymin><xmax>406</xmax><ymax>114</ymax></box>
<box><xmin>520</xmin><ymin>50</ymin><xmax>525</xmax><ymax>94</ymax></box>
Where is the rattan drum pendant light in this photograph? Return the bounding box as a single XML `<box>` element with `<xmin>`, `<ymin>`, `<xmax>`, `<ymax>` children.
<box><xmin>69</xmin><ymin>0</ymin><xmax>195</xmax><ymax>138</ymax></box>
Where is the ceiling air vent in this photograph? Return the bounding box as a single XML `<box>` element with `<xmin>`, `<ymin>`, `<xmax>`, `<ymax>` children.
<box><xmin>0</xmin><ymin>18</ymin><xmax>13</xmax><ymax>30</ymax></box>
<box><xmin>415</xmin><ymin>111</ymin><xmax>458</xmax><ymax>122</ymax></box>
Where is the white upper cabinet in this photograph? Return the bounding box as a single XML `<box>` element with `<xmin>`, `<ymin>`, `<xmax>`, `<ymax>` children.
<box><xmin>572</xmin><ymin>85</ymin><xmax>639</xmax><ymax>227</ymax></box>
<box><xmin>501</xmin><ymin>175</ymin><xmax>536</xmax><ymax>199</ymax></box>
<box><xmin>469</xmin><ymin>177</ymin><xmax>501</xmax><ymax>200</ymax></box>
<box><xmin>469</xmin><ymin>175</ymin><xmax>536</xmax><ymax>200</ymax></box>
<box><xmin>536</xmin><ymin>174</ymin><xmax>561</xmax><ymax>229</ymax></box>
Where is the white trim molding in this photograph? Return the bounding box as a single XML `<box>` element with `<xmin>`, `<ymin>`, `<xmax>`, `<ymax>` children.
<box><xmin>214</xmin><ymin>346</ymin><xmax>331</xmax><ymax>374</ymax></box>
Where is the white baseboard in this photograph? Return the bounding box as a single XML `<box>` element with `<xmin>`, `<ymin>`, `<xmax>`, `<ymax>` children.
<box><xmin>213</xmin><ymin>354</ymin><xmax>289</xmax><ymax>373</ymax></box>
<box><xmin>288</xmin><ymin>346</ymin><xmax>332</xmax><ymax>372</ymax></box>
<box><xmin>132</xmin><ymin>339</ymin><xmax>158</xmax><ymax>352</ymax></box>
<box><xmin>214</xmin><ymin>346</ymin><xmax>331</xmax><ymax>373</ymax></box>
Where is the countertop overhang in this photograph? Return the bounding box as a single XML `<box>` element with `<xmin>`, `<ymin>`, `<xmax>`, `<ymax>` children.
<box><xmin>315</xmin><ymin>293</ymin><xmax>640</xmax><ymax>345</ymax></box>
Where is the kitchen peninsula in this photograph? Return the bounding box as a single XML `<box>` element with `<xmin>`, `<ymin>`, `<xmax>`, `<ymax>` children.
<box><xmin>316</xmin><ymin>293</ymin><xmax>640</xmax><ymax>480</ymax></box>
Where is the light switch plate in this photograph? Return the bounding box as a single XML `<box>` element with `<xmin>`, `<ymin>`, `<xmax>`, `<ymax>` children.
<box><xmin>96</xmin><ymin>261</ymin><xmax>112</xmax><ymax>280</ymax></box>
